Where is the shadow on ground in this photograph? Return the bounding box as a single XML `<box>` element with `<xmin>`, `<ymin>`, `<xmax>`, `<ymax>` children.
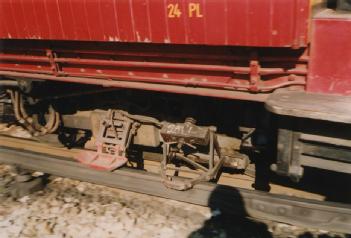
<box><xmin>188</xmin><ymin>185</ymin><xmax>273</xmax><ymax>238</ymax></box>
<box><xmin>187</xmin><ymin>185</ymin><xmax>350</xmax><ymax>238</ymax></box>
<box><xmin>298</xmin><ymin>233</ymin><xmax>350</xmax><ymax>238</ymax></box>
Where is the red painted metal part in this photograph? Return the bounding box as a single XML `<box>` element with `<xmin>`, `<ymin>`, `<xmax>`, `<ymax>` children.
<box><xmin>0</xmin><ymin>41</ymin><xmax>308</xmax><ymax>100</ymax></box>
<box><xmin>0</xmin><ymin>70</ymin><xmax>269</xmax><ymax>101</ymax></box>
<box><xmin>75</xmin><ymin>143</ymin><xmax>128</xmax><ymax>171</ymax></box>
<box><xmin>307</xmin><ymin>10</ymin><xmax>351</xmax><ymax>95</ymax></box>
<box><xmin>0</xmin><ymin>0</ymin><xmax>310</xmax><ymax>48</ymax></box>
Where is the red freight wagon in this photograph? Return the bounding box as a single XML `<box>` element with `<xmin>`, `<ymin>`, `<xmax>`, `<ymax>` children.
<box><xmin>0</xmin><ymin>0</ymin><xmax>309</xmax><ymax>47</ymax></box>
<box><xmin>0</xmin><ymin>1</ymin><xmax>351</xmax><ymax>189</ymax></box>
<box><xmin>0</xmin><ymin>0</ymin><xmax>313</xmax><ymax>102</ymax></box>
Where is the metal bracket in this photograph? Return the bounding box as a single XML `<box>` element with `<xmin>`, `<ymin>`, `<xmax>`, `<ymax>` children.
<box><xmin>75</xmin><ymin>110</ymin><xmax>139</xmax><ymax>171</ymax></box>
<box><xmin>270</xmin><ymin>128</ymin><xmax>304</xmax><ymax>182</ymax></box>
<box><xmin>160</xmin><ymin>118</ymin><xmax>224</xmax><ymax>190</ymax></box>
<box><xmin>249</xmin><ymin>60</ymin><xmax>260</xmax><ymax>92</ymax></box>
<box><xmin>46</xmin><ymin>49</ymin><xmax>61</xmax><ymax>76</ymax></box>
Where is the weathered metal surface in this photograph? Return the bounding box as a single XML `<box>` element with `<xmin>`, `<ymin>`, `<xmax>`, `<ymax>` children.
<box><xmin>0</xmin><ymin>0</ymin><xmax>309</xmax><ymax>47</ymax></box>
<box><xmin>307</xmin><ymin>10</ymin><xmax>351</xmax><ymax>95</ymax></box>
<box><xmin>272</xmin><ymin>127</ymin><xmax>351</xmax><ymax>177</ymax></box>
<box><xmin>300</xmin><ymin>155</ymin><xmax>351</xmax><ymax>174</ymax></box>
<box><xmin>0</xmin><ymin>146</ymin><xmax>350</xmax><ymax>233</ymax></box>
<box><xmin>269</xmin><ymin>106</ymin><xmax>351</xmax><ymax>179</ymax></box>
<box><xmin>8</xmin><ymin>90</ymin><xmax>60</xmax><ymax>136</ymax></box>
<box><xmin>265</xmin><ymin>91</ymin><xmax>351</xmax><ymax>124</ymax></box>
<box><xmin>338</xmin><ymin>0</ymin><xmax>351</xmax><ymax>10</ymax></box>
<box><xmin>75</xmin><ymin>110</ymin><xmax>137</xmax><ymax>170</ymax></box>
<box><xmin>0</xmin><ymin>70</ymin><xmax>271</xmax><ymax>101</ymax></box>
<box><xmin>160</xmin><ymin>119</ymin><xmax>224</xmax><ymax>190</ymax></box>
<box><xmin>161</xmin><ymin>118</ymin><xmax>210</xmax><ymax>146</ymax></box>
<box><xmin>271</xmin><ymin>127</ymin><xmax>304</xmax><ymax>181</ymax></box>
<box><xmin>0</xmin><ymin>41</ymin><xmax>307</xmax><ymax>99</ymax></box>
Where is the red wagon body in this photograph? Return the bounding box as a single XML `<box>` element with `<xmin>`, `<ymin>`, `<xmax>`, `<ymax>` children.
<box><xmin>0</xmin><ymin>0</ymin><xmax>309</xmax><ymax>47</ymax></box>
<box><xmin>0</xmin><ymin>0</ymin><xmax>350</xmax><ymax>99</ymax></box>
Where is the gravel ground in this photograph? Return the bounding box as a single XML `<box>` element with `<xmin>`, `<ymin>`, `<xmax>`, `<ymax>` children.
<box><xmin>0</xmin><ymin>164</ymin><xmax>349</xmax><ymax>238</ymax></box>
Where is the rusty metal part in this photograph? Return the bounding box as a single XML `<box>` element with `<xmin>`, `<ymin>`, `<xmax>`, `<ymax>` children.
<box><xmin>61</xmin><ymin>110</ymin><xmax>161</xmax><ymax>147</ymax></box>
<box><xmin>117</xmin><ymin>110</ymin><xmax>161</xmax><ymax>127</ymax></box>
<box><xmin>0</xmin><ymin>71</ymin><xmax>280</xmax><ymax>102</ymax></box>
<box><xmin>0</xmin><ymin>93</ymin><xmax>15</xmax><ymax>123</ymax></box>
<box><xmin>46</xmin><ymin>49</ymin><xmax>61</xmax><ymax>76</ymax></box>
<box><xmin>0</xmin><ymin>135</ymin><xmax>332</xmax><ymax>201</ymax></box>
<box><xmin>0</xmin><ymin>80</ymin><xmax>18</xmax><ymax>87</ymax></box>
<box><xmin>161</xmin><ymin>118</ymin><xmax>210</xmax><ymax>145</ymax></box>
<box><xmin>0</xmin><ymin>41</ymin><xmax>308</xmax><ymax>96</ymax></box>
<box><xmin>265</xmin><ymin>90</ymin><xmax>351</xmax><ymax>124</ymax></box>
<box><xmin>61</xmin><ymin>109</ymin><xmax>245</xmax><ymax>164</ymax></box>
<box><xmin>143</xmin><ymin>151</ymin><xmax>250</xmax><ymax>173</ymax></box>
<box><xmin>10</xmin><ymin>90</ymin><xmax>36</xmax><ymax>134</ymax></box>
<box><xmin>0</xmin><ymin>145</ymin><xmax>350</xmax><ymax>233</ymax></box>
<box><xmin>7</xmin><ymin>90</ymin><xmax>60</xmax><ymax>136</ymax></box>
<box><xmin>160</xmin><ymin>118</ymin><xmax>225</xmax><ymax>190</ymax></box>
<box><xmin>63</xmin><ymin>110</ymin><xmax>249</xmax><ymax>184</ymax></box>
<box><xmin>0</xmin><ymin>53</ymin><xmax>307</xmax><ymax>76</ymax></box>
<box><xmin>272</xmin><ymin>128</ymin><xmax>351</xmax><ymax>180</ymax></box>
<box><xmin>74</xmin><ymin>110</ymin><xmax>139</xmax><ymax>171</ymax></box>
<box><xmin>0</xmin><ymin>37</ymin><xmax>308</xmax><ymax>99</ymax></box>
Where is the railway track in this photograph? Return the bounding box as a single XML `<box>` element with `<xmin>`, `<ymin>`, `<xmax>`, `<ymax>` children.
<box><xmin>0</xmin><ymin>136</ymin><xmax>350</xmax><ymax>233</ymax></box>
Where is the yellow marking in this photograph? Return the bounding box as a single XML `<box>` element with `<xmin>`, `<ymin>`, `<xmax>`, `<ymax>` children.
<box><xmin>167</xmin><ymin>3</ymin><xmax>182</xmax><ymax>18</ymax></box>
<box><xmin>188</xmin><ymin>3</ymin><xmax>203</xmax><ymax>18</ymax></box>
<box><xmin>167</xmin><ymin>3</ymin><xmax>203</xmax><ymax>18</ymax></box>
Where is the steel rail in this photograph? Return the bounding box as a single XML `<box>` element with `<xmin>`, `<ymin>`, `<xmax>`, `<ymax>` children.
<box><xmin>0</xmin><ymin>146</ymin><xmax>350</xmax><ymax>233</ymax></box>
